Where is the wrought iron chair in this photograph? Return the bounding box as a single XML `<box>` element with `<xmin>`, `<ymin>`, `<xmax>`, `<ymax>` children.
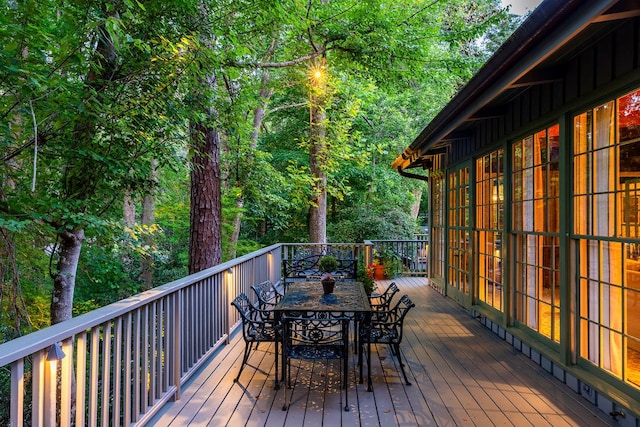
<box><xmin>251</xmin><ymin>280</ymin><xmax>284</xmax><ymax>311</ymax></box>
<box><xmin>230</xmin><ymin>293</ymin><xmax>279</xmax><ymax>382</ymax></box>
<box><xmin>281</xmin><ymin>316</ymin><xmax>351</xmax><ymax>411</ymax></box>
<box><xmin>368</xmin><ymin>282</ymin><xmax>399</xmax><ymax>314</ymax></box>
<box><xmin>361</xmin><ymin>294</ymin><xmax>415</xmax><ymax>385</ymax></box>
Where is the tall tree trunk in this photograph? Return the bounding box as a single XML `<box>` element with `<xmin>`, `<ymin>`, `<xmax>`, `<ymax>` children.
<box><xmin>188</xmin><ymin>100</ymin><xmax>222</xmax><ymax>274</ymax></box>
<box><xmin>308</xmin><ymin>97</ymin><xmax>327</xmax><ymax>244</ymax></box>
<box><xmin>229</xmin><ymin>70</ymin><xmax>273</xmax><ymax>258</ymax></box>
<box><xmin>122</xmin><ymin>191</ymin><xmax>136</xmax><ymax>269</ymax></box>
<box><xmin>49</xmin><ymin>230</ymin><xmax>82</xmax><ymax>422</ymax></box>
<box><xmin>188</xmin><ymin>4</ymin><xmax>223</xmax><ymax>274</ymax></box>
<box><xmin>50</xmin><ymin>229</ymin><xmax>84</xmax><ymax>325</ymax></box>
<box><xmin>123</xmin><ymin>191</ymin><xmax>136</xmax><ymax>227</ymax></box>
<box><xmin>140</xmin><ymin>159</ymin><xmax>157</xmax><ymax>289</ymax></box>
<box><xmin>49</xmin><ymin>5</ymin><xmax>116</xmax><ymax>324</ymax></box>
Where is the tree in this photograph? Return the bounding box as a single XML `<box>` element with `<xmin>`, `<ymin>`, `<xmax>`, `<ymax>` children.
<box><xmin>308</xmin><ymin>57</ymin><xmax>331</xmax><ymax>243</ymax></box>
<box><xmin>0</xmin><ymin>0</ymin><xmax>521</xmax><ymax>336</ymax></box>
<box><xmin>0</xmin><ymin>0</ymin><xmax>190</xmax><ymax>325</ymax></box>
<box><xmin>238</xmin><ymin>0</ymin><xmax>510</xmax><ymax>245</ymax></box>
<box><xmin>188</xmin><ymin>95</ymin><xmax>223</xmax><ymax>273</ymax></box>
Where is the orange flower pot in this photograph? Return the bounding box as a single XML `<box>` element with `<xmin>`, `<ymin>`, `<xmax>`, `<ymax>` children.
<box><xmin>373</xmin><ymin>264</ymin><xmax>385</xmax><ymax>280</ymax></box>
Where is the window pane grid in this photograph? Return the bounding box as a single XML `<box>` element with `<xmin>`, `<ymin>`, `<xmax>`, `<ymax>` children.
<box><xmin>574</xmin><ymin>89</ymin><xmax>640</xmax><ymax>389</ymax></box>
<box><xmin>512</xmin><ymin>125</ymin><xmax>560</xmax><ymax>342</ymax></box>
<box><xmin>476</xmin><ymin>150</ymin><xmax>504</xmax><ymax>310</ymax></box>
<box><xmin>448</xmin><ymin>168</ymin><xmax>470</xmax><ymax>294</ymax></box>
<box><xmin>432</xmin><ymin>174</ymin><xmax>446</xmax><ymax>280</ymax></box>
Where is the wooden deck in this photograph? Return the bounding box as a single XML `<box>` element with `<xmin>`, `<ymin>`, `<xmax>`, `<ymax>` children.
<box><xmin>149</xmin><ymin>278</ymin><xmax>615</xmax><ymax>427</ymax></box>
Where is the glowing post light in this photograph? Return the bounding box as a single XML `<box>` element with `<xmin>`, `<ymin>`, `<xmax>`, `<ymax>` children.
<box><xmin>308</xmin><ymin>56</ymin><xmax>327</xmax><ymax>88</ymax></box>
<box><xmin>46</xmin><ymin>342</ymin><xmax>65</xmax><ymax>363</ymax></box>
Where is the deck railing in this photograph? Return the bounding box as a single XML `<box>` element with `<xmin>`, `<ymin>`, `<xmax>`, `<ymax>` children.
<box><xmin>0</xmin><ymin>244</ymin><xmax>281</xmax><ymax>427</ymax></box>
<box><xmin>366</xmin><ymin>236</ymin><xmax>430</xmax><ymax>277</ymax></box>
<box><xmin>0</xmin><ymin>239</ymin><xmax>428</xmax><ymax>426</ymax></box>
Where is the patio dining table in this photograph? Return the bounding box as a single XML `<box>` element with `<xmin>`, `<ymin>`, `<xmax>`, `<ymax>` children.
<box><xmin>273</xmin><ymin>281</ymin><xmax>373</xmax><ymax>391</ymax></box>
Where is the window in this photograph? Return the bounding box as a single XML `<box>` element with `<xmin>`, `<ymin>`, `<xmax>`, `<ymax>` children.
<box><xmin>432</xmin><ymin>172</ymin><xmax>446</xmax><ymax>284</ymax></box>
<box><xmin>448</xmin><ymin>166</ymin><xmax>470</xmax><ymax>294</ymax></box>
<box><xmin>512</xmin><ymin>125</ymin><xmax>561</xmax><ymax>342</ymax></box>
<box><xmin>574</xmin><ymin>88</ymin><xmax>640</xmax><ymax>388</ymax></box>
<box><xmin>476</xmin><ymin>150</ymin><xmax>504</xmax><ymax>310</ymax></box>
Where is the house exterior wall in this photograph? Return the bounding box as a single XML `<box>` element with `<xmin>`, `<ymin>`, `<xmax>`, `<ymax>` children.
<box><xmin>431</xmin><ymin>17</ymin><xmax>640</xmax><ymax>422</ymax></box>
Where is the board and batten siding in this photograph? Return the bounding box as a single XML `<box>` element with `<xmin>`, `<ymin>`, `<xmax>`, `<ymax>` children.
<box><xmin>444</xmin><ymin>17</ymin><xmax>640</xmax><ymax>166</ymax></box>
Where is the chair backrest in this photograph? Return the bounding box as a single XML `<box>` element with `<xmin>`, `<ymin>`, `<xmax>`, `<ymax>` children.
<box><xmin>283</xmin><ymin>317</ymin><xmax>349</xmax><ymax>360</ymax></box>
<box><xmin>251</xmin><ymin>280</ymin><xmax>280</xmax><ymax>309</ymax></box>
<box><xmin>231</xmin><ymin>293</ymin><xmax>253</xmax><ymax>319</ymax></box>
<box><xmin>231</xmin><ymin>293</ymin><xmax>276</xmax><ymax>342</ymax></box>
<box><xmin>394</xmin><ymin>294</ymin><xmax>415</xmax><ymax>321</ymax></box>
<box><xmin>389</xmin><ymin>294</ymin><xmax>415</xmax><ymax>339</ymax></box>
<box><xmin>369</xmin><ymin>294</ymin><xmax>415</xmax><ymax>343</ymax></box>
<box><xmin>283</xmin><ymin>252</ymin><xmax>357</xmax><ymax>286</ymax></box>
<box><xmin>370</xmin><ymin>282</ymin><xmax>399</xmax><ymax>311</ymax></box>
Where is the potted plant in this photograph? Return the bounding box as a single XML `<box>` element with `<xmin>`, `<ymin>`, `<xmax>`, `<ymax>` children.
<box><xmin>318</xmin><ymin>255</ymin><xmax>339</xmax><ymax>294</ymax></box>
<box><xmin>371</xmin><ymin>248</ymin><xmax>401</xmax><ymax>279</ymax></box>
<box><xmin>369</xmin><ymin>261</ymin><xmax>385</xmax><ymax>280</ymax></box>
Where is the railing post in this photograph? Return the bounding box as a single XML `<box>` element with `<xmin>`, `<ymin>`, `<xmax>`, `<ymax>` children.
<box><xmin>32</xmin><ymin>352</ymin><xmax>44</xmax><ymax>426</ymax></box>
<box><xmin>267</xmin><ymin>250</ymin><xmax>272</xmax><ymax>283</ymax></box>
<box><xmin>251</xmin><ymin>256</ymin><xmax>255</xmax><ymax>290</ymax></box>
<box><xmin>363</xmin><ymin>241</ymin><xmax>373</xmax><ymax>268</ymax></box>
<box><xmin>11</xmin><ymin>359</ymin><xmax>24</xmax><ymax>427</ymax></box>
<box><xmin>44</xmin><ymin>352</ymin><xmax>56</xmax><ymax>427</ymax></box>
<box><xmin>60</xmin><ymin>338</ymin><xmax>73</xmax><ymax>427</ymax></box>
<box><xmin>225</xmin><ymin>270</ymin><xmax>231</xmax><ymax>343</ymax></box>
<box><xmin>173</xmin><ymin>291</ymin><xmax>182</xmax><ymax>401</ymax></box>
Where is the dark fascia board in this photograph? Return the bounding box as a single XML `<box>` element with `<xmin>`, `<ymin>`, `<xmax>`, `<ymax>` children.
<box><xmin>594</xmin><ymin>0</ymin><xmax>640</xmax><ymax>22</ymax></box>
<box><xmin>393</xmin><ymin>0</ymin><xmax>618</xmax><ymax>171</ymax></box>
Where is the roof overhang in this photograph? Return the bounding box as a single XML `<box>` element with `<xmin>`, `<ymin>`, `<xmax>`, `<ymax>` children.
<box><xmin>393</xmin><ymin>0</ymin><xmax>631</xmax><ymax>173</ymax></box>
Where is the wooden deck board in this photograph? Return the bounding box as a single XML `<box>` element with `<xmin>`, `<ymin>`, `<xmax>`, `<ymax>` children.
<box><xmin>149</xmin><ymin>278</ymin><xmax>617</xmax><ymax>427</ymax></box>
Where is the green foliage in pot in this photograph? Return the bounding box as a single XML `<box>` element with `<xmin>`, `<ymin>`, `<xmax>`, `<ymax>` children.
<box><xmin>318</xmin><ymin>255</ymin><xmax>339</xmax><ymax>274</ymax></box>
<box><xmin>357</xmin><ymin>260</ymin><xmax>375</xmax><ymax>295</ymax></box>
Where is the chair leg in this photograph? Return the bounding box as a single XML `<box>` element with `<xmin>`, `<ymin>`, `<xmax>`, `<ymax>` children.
<box><xmin>343</xmin><ymin>358</ymin><xmax>349</xmax><ymax>411</ymax></box>
<box><xmin>366</xmin><ymin>341</ymin><xmax>373</xmax><ymax>392</ymax></box>
<box><xmin>389</xmin><ymin>343</ymin><xmax>397</xmax><ymax>356</ymax></box>
<box><xmin>282</xmin><ymin>384</ymin><xmax>288</xmax><ymax>411</ymax></box>
<box><xmin>235</xmin><ymin>341</ymin><xmax>252</xmax><ymax>382</ymax></box>
<box><xmin>357</xmin><ymin>340</ymin><xmax>364</xmax><ymax>384</ymax></box>
<box><xmin>393</xmin><ymin>343</ymin><xmax>411</xmax><ymax>386</ymax></box>
<box><xmin>282</xmin><ymin>372</ymin><xmax>288</xmax><ymax>410</ymax></box>
<box><xmin>282</xmin><ymin>357</ymin><xmax>291</xmax><ymax>410</ymax></box>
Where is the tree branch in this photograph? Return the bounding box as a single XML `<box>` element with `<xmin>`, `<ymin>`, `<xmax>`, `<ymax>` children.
<box><xmin>235</xmin><ymin>51</ymin><xmax>325</xmax><ymax>69</ymax></box>
<box><xmin>267</xmin><ymin>102</ymin><xmax>307</xmax><ymax>115</ymax></box>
